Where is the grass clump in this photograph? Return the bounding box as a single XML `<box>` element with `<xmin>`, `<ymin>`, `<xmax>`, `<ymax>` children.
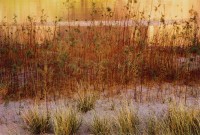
<box><xmin>22</xmin><ymin>107</ymin><xmax>52</xmax><ymax>134</ymax></box>
<box><xmin>146</xmin><ymin>104</ymin><xmax>200</xmax><ymax>135</ymax></box>
<box><xmin>115</xmin><ymin>102</ymin><xmax>140</xmax><ymax>135</ymax></box>
<box><xmin>76</xmin><ymin>90</ymin><xmax>97</xmax><ymax>113</ymax></box>
<box><xmin>90</xmin><ymin>114</ymin><xmax>112</xmax><ymax>135</ymax></box>
<box><xmin>164</xmin><ymin>104</ymin><xmax>200</xmax><ymax>135</ymax></box>
<box><xmin>53</xmin><ymin>107</ymin><xmax>82</xmax><ymax>135</ymax></box>
<box><xmin>146</xmin><ymin>115</ymin><xmax>160</xmax><ymax>135</ymax></box>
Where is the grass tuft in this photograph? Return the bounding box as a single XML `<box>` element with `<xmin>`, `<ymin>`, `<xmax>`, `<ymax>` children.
<box><xmin>76</xmin><ymin>90</ymin><xmax>97</xmax><ymax>113</ymax></box>
<box><xmin>22</xmin><ymin>106</ymin><xmax>52</xmax><ymax>134</ymax></box>
<box><xmin>115</xmin><ymin>102</ymin><xmax>140</xmax><ymax>135</ymax></box>
<box><xmin>164</xmin><ymin>103</ymin><xmax>200</xmax><ymax>135</ymax></box>
<box><xmin>146</xmin><ymin>103</ymin><xmax>200</xmax><ymax>135</ymax></box>
<box><xmin>53</xmin><ymin>107</ymin><xmax>82</xmax><ymax>135</ymax></box>
<box><xmin>146</xmin><ymin>115</ymin><xmax>159</xmax><ymax>135</ymax></box>
<box><xmin>90</xmin><ymin>114</ymin><xmax>112</xmax><ymax>135</ymax></box>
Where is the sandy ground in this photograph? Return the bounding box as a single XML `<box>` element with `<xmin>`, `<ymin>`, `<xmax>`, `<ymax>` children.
<box><xmin>0</xmin><ymin>86</ymin><xmax>199</xmax><ymax>135</ymax></box>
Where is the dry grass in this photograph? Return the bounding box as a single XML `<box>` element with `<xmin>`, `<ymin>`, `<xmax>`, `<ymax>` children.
<box><xmin>13</xmin><ymin>99</ymin><xmax>200</xmax><ymax>135</ymax></box>
<box><xmin>0</xmin><ymin>1</ymin><xmax>199</xmax><ymax>103</ymax></box>
<box><xmin>22</xmin><ymin>106</ymin><xmax>52</xmax><ymax>134</ymax></box>
<box><xmin>90</xmin><ymin>114</ymin><xmax>112</xmax><ymax>135</ymax></box>
<box><xmin>53</xmin><ymin>107</ymin><xmax>82</xmax><ymax>135</ymax></box>
<box><xmin>146</xmin><ymin>115</ymin><xmax>160</xmax><ymax>135</ymax></box>
<box><xmin>146</xmin><ymin>103</ymin><xmax>200</xmax><ymax>135</ymax></box>
<box><xmin>1</xmin><ymin>1</ymin><xmax>200</xmax><ymax>133</ymax></box>
<box><xmin>76</xmin><ymin>90</ymin><xmax>98</xmax><ymax>113</ymax></box>
<box><xmin>115</xmin><ymin>101</ymin><xmax>140</xmax><ymax>135</ymax></box>
<box><xmin>164</xmin><ymin>104</ymin><xmax>200</xmax><ymax>135</ymax></box>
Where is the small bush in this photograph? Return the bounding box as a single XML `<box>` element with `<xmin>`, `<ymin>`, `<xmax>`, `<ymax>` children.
<box><xmin>115</xmin><ymin>102</ymin><xmax>140</xmax><ymax>135</ymax></box>
<box><xmin>22</xmin><ymin>107</ymin><xmax>52</xmax><ymax>134</ymax></box>
<box><xmin>90</xmin><ymin>114</ymin><xmax>112</xmax><ymax>135</ymax></box>
<box><xmin>76</xmin><ymin>90</ymin><xmax>97</xmax><ymax>113</ymax></box>
<box><xmin>53</xmin><ymin>107</ymin><xmax>82</xmax><ymax>135</ymax></box>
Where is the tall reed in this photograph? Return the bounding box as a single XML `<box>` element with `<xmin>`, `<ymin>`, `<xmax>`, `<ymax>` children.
<box><xmin>0</xmin><ymin>1</ymin><xmax>199</xmax><ymax>101</ymax></box>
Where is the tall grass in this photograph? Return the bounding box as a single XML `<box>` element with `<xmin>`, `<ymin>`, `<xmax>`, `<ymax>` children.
<box><xmin>0</xmin><ymin>1</ymin><xmax>199</xmax><ymax>101</ymax></box>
